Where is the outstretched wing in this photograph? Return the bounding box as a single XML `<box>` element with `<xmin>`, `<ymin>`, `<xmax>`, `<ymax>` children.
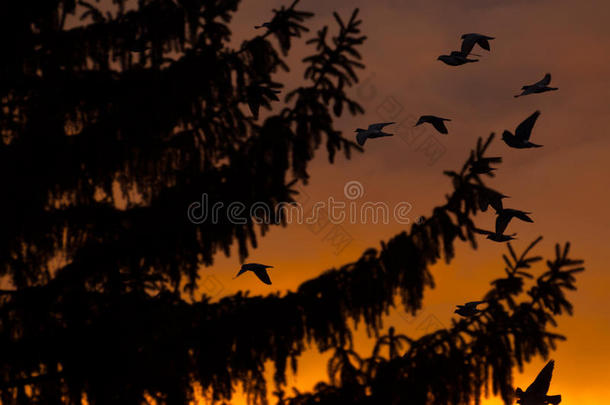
<box><xmin>243</xmin><ymin>263</ymin><xmax>272</xmax><ymax>270</ymax></box>
<box><xmin>473</xmin><ymin>228</ymin><xmax>494</xmax><ymax>235</ymax></box>
<box><xmin>432</xmin><ymin>120</ymin><xmax>449</xmax><ymax>134</ymax></box>
<box><xmin>515</xmin><ymin>111</ymin><xmax>540</xmax><ymax>141</ymax></box>
<box><xmin>460</xmin><ymin>35</ymin><xmax>477</xmax><ymax>55</ymax></box>
<box><xmin>234</xmin><ymin>268</ymin><xmax>248</xmax><ymax>279</ymax></box>
<box><xmin>368</xmin><ymin>132</ymin><xmax>394</xmax><ymax>139</ymax></box>
<box><xmin>495</xmin><ymin>212</ymin><xmax>512</xmax><ymax>235</ymax></box>
<box><xmin>368</xmin><ymin>122</ymin><xmax>395</xmax><ymax>130</ymax></box>
<box><xmin>253</xmin><ymin>268</ymin><xmax>272</xmax><ymax>285</ymax></box>
<box><xmin>535</xmin><ymin>73</ymin><xmax>551</xmax><ymax>87</ymax></box>
<box><xmin>476</xmin><ymin>37</ymin><xmax>492</xmax><ymax>51</ymax></box>
<box><xmin>503</xmin><ymin>209</ymin><xmax>533</xmax><ymax>223</ymax></box>
<box><xmin>526</xmin><ymin>360</ymin><xmax>555</xmax><ymax>395</ymax></box>
<box><xmin>489</xmin><ymin>193</ymin><xmax>507</xmax><ymax>213</ymax></box>
<box><xmin>356</xmin><ymin>132</ymin><xmax>368</xmax><ymax>146</ymax></box>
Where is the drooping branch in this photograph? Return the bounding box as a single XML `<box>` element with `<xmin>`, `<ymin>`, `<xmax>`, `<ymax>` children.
<box><xmin>0</xmin><ymin>134</ymin><xmax>511</xmax><ymax>404</ymax></box>
<box><xmin>284</xmin><ymin>238</ymin><xmax>584</xmax><ymax>405</ymax></box>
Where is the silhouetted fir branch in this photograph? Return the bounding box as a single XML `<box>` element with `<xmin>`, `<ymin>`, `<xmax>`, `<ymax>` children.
<box><xmin>0</xmin><ymin>133</ymin><xmax>529</xmax><ymax>404</ymax></box>
<box><xmin>0</xmin><ymin>0</ymin><xmax>366</xmax><ymax>294</ymax></box>
<box><xmin>283</xmin><ymin>239</ymin><xmax>584</xmax><ymax>405</ymax></box>
<box><xmin>0</xmin><ymin>2</ymin><xmax>584</xmax><ymax>405</ymax></box>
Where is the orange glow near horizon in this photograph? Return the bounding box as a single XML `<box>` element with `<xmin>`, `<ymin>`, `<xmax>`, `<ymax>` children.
<box><xmin>191</xmin><ymin>0</ymin><xmax>610</xmax><ymax>403</ymax></box>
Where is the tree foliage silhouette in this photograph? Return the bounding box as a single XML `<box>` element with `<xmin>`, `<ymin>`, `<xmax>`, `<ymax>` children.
<box><xmin>0</xmin><ymin>1</ymin><xmax>583</xmax><ymax>405</ymax></box>
<box><xmin>284</xmin><ymin>237</ymin><xmax>583</xmax><ymax>405</ymax></box>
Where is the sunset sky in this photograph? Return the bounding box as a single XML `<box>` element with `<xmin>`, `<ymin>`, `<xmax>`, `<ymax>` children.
<box><xmin>195</xmin><ymin>0</ymin><xmax>610</xmax><ymax>403</ymax></box>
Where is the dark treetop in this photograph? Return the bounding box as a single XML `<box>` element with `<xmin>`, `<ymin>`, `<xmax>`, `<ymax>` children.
<box><xmin>0</xmin><ymin>1</ymin><xmax>582</xmax><ymax>405</ymax></box>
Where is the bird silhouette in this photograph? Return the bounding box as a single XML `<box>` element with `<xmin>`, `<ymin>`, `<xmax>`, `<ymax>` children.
<box><xmin>474</xmin><ymin>208</ymin><xmax>532</xmax><ymax>242</ymax></box>
<box><xmin>415</xmin><ymin>115</ymin><xmax>451</xmax><ymax>134</ymax></box>
<box><xmin>460</xmin><ymin>33</ymin><xmax>495</xmax><ymax>56</ymax></box>
<box><xmin>355</xmin><ymin>122</ymin><xmax>395</xmax><ymax>145</ymax></box>
<box><xmin>437</xmin><ymin>51</ymin><xmax>478</xmax><ymax>66</ymax></box>
<box><xmin>497</xmin><ymin>208</ymin><xmax>533</xmax><ymax>229</ymax></box>
<box><xmin>477</xmin><ymin>187</ymin><xmax>509</xmax><ymax>212</ymax></box>
<box><xmin>234</xmin><ymin>263</ymin><xmax>274</xmax><ymax>285</ymax></box>
<box><xmin>515</xmin><ymin>360</ymin><xmax>562</xmax><ymax>404</ymax></box>
<box><xmin>515</xmin><ymin>74</ymin><xmax>558</xmax><ymax>98</ymax></box>
<box><xmin>254</xmin><ymin>22</ymin><xmax>272</xmax><ymax>29</ymax></box>
<box><xmin>502</xmin><ymin>111</ymin><xmax>543</xmax><ymax>148</ymax></box>
<box><xmin>454</xmin><ymin>301</ymin><xmax>486</xmax><ymax>317</ymax></box>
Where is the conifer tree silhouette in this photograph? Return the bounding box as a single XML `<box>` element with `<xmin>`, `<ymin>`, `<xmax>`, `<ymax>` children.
<box><xmin>0</xmin><ymin>1</ymin><xmax>583</xmax><ymax>405</ymax></box>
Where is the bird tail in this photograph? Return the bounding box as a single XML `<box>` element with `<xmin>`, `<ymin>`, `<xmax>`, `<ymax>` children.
<box><xmin>356</xmin><ymin>132</ymin><xmax>367</xmax><ymax>146</ymax></box>
<box><xmin>547</xmin><ymin>395</ymin><xmax>562</xmax><ymax>404</ymax></box>
<box><xmin>529</xmin><ymin>143</ymin><xmax>543</xmax><ymax>148</ymax></box>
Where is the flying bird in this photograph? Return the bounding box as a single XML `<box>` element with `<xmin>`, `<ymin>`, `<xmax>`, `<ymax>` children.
<box><xmin>515</xmin><ymin>73</ymin><xmax>558</xmax><ymax>98</ymax></box>
<box><xmin>497</xmin><ymin>207</ymin><xmax>533</xmax><ymax>229</ymax></box>
<box><xmin>415</xmin><ymin>115</ymin><xmax>451</xmax><ymax>134</ymax></box>
<box><xmin>476</xmin><ymin>187</ymin><xmax>509</xmax><ymax>212</ymax></box>
<box><xmin>355</xmin><ymin>122</ymin><xmax>395</xmax><ymax>146</ymax></box>
<box><xmin>502</xmin><ymin>111</ymin><xmax>543</xmax><ymax>149</ymax></box>
<box><xmin>438</xmin><ymin>51</ymin><xmax>478</xmax><ymax>66</ymax></box>
<box><xmin>515</xmin><ymin>360</ymin><xmax>562</xmax><ymax>405</ymax></box>
<box><xmin>254</xmin><ymin>22</ymin><xmax>272</xmax><ymax>29</ymax></box>
<box><xmin>454</xmin><ymin>301</ymin><xmax>486</xmax><ymax>317</ymax></box>
<box><xmin>474</xmin><ymin>227</ymin><xmax>516</xmax><ymax>242</ymax></box>
<box><xmin>234</xmin><ymin>263</ymin><xmax>274</xmax><ymax>285</ymax></box>
<box><xmin>460</xmin><ymin>33</ymin><xmax>495</xmax><ymax>56</ymax></box>
<box><xmin>475</xmin><ymin>208</ymin><xmax>532</xmax><ymax>242</ymax></box>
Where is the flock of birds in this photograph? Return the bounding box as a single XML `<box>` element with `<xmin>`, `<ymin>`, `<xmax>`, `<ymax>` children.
<box><xmin>354</xmin><ymin>32</ymin><xmax>558</xmax><ymax>245</ymax></box>
<box><xmin>354</xmin><ymin>33</ymin><xmax>563</xmax><ymax>404</ymax></box>
<box><xmin>353</xmin><ymin>34</ymin><xmax>562</xmax><ymax>402</ymax></box>
<box><xmin>237</xmin><ymin>28</ymin><xmax>563</xmax><ymax>404</ymax></box>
